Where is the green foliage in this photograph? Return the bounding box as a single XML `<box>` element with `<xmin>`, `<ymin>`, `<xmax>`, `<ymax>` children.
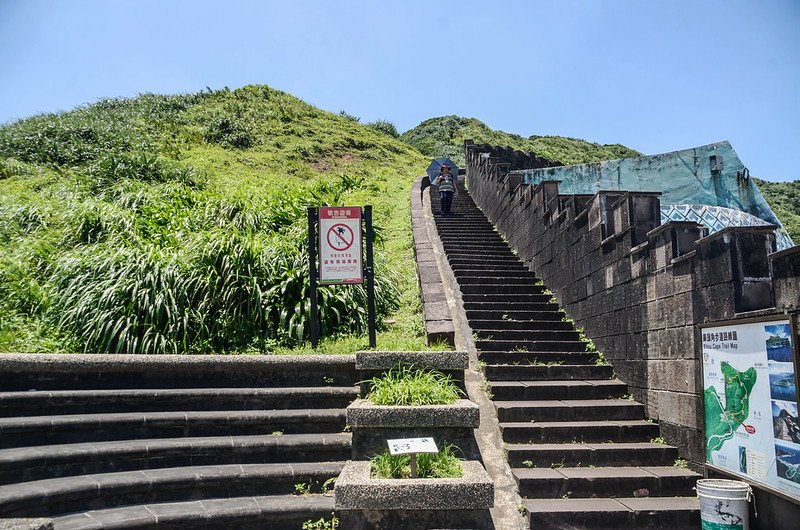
<box><xmin>302</xmin><ymin>515</ymin><xmax>340</xmax><ymax>530</ymax></box>
<box><xmin>401</xmin><ymin>115</ymin><xmax>642</xmax><ymax>167</ymax></box>
<box><xmin>204</xmin><ymin>112</ymin><xmax>255</xmax><ymax>148</ymax></box>
<box><xmin>370</xmin><ymin>444</ymin><xmax>463</xmax><ymax>479</ymax></box>
<box><xmin>366</xmin><ymin>120</ymin><xmax>399</xmax><ymax>138</ymax></box>
<box><xmin>755</xmin><ymin>178</ymin><xmax>800</xmax><ymax>242</ymax></box>
<box><xmin>364</xmin><ymin>364</ymin><xmax>463</xmax><ymax>406</ymax></box>
<box><xmin>0</xmin><ymin>85</ymin><xmax>428</xmax><ymax>353</ymax></box>
<box><xmin>338</xmin><ymin>110</ymin><xmax>360</xmax><ymax>123</ymax></box>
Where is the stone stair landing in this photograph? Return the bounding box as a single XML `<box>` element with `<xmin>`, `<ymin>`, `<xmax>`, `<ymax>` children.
<box><xmin>432</xmin><ymin>180</ymin><xmax>700</xmax><ymax>529</ymax></box>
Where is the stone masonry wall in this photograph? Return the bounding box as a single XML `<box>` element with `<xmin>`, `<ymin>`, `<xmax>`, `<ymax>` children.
<box><xmin>464</xmin><ymin>140</ymin><xmax>800</xmax><ymax>466</ymax></box>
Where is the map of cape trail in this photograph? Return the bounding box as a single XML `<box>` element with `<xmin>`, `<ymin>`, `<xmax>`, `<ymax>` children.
<box><xmin>705</xmin><ymin>362</ymin><xmax>758</xmax><ymax>460</ymax></box>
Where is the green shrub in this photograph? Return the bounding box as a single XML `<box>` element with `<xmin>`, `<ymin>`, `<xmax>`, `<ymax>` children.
<box><xmin>366</xmin><ymin>120</ymin><xmax>399</xmax><ymax>138</ymax></box>
<box><xmin>365</xmin><ymin>364</ymin><xmax>463</xmax><ymax>406</ymax></box>
<box><xmin>371</xmin><ymin>444</ymin><xmax>463</xmax><ymax>479</ymax></box>
<box><xmin>204</xmin><ymin>113</ymin><xmax>255</xmax><ymax>148</ymax></box>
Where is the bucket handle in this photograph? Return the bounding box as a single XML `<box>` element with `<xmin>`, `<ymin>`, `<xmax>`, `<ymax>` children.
<box><xmin>694</xmin><ymin>484</ymin><xmax>758</xmax><ymax>519</ymax></box>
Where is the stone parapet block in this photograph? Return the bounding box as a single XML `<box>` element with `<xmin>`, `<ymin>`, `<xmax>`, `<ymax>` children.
<box><xmin>346</xmin><ymin>399</ymin><xmax>479</xmax><ymax>429</ymax></box>
<box><xmin>0</xmin><ymin>520</ymin><xmax>53</xmax><ymax>530</ymax></box>
<box><xmin>411</xmin><ymin>175</ymin><xmax>455</xmax><ymax>347</ymax></box>
<box><xmin>335</xmin><ymin>460</ymin><xmax>493</xmax><ymax>511</ymax></box>
<box><xmin>355</xmin><ymin>351</ymin><xmax>468</xmax><ymax>371</ymax></box>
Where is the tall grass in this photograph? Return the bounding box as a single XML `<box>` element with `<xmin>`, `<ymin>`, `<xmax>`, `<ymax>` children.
<box><xmin>0</xmin><ymin>85</ymin><xmax>426</xmax><ymax>354</ymax></box>
<box><xmin>365</xmin><ymin>364</ymin><xmax>463</xmax><ymax>406</ymax></box>
<box><xmin>371</xmin><ymin>444</ymin><xmax>463</xmax><ymax>479</ymax></box>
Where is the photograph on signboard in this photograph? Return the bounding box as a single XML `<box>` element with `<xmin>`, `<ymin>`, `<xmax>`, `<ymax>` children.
<box><xmin>765</xmin><ymin>324</ymin><xmax>793</xmax><ymax>362</ymax></box>
<box><xmin>769</xmin><ymin>360</ymin><xmax>797</xmax><ymax>402</ymax></box>
<box><xmin>776</xmin><ymin>442</ymin><xmax>800</xmax><ymax>485</ymax></box>
<box><xmin>772</xmin><ymin>400</ymin><xmax>800</xmax><ymax>444</ymax></box>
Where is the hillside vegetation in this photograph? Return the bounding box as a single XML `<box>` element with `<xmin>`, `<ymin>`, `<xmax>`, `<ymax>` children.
<box><xmin>401</xmin><ymin>115</ymin><xmax>642</xmax><ymax>167</ymax></box>
<box><xmin>0</xmin><ymin>85</ymin><xmax>428</xmax><ymax>354</ymax></box>
<box><xmin>755</xmin><ymin>178</ymin><xmax>800</xmax><ymax>242</ymax></box>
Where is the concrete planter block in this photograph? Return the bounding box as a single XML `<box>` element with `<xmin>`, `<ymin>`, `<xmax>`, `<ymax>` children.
<box><xmin>355</xmin><ymin>350</ymin><xmax>468</xmax><ymax>371</ymax></box>
<box><xmin>346</xmin><ymin>399</ymin><xmax>479</xmax><ymax>428</ymax></box>
<box><xmin>335</xmin><ymin>460</ymin><xmax>493</xmax><ymax>510</ymax></box>
<box><xmin>346</xmin><ymin>399</ymin><xmax>480</xmax><ymax>460</ymax></box>
<box><xmin>0</xmin><ymin>520</ymin><xmax>53</xmax><ymax>530</ymax></box>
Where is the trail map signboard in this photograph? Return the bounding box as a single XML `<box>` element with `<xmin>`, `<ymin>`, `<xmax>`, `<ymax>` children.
<box><xmin>701</xmin><ymin>317</ymin><xmax>800</xmax><ymax>500</ymax></box>
<box><xmin>318</xmin><ymin>207</ymin><xmax>363</xmax><ymax>284</ymax></box>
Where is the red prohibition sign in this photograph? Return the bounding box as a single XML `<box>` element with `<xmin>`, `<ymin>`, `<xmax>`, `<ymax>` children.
<box><xmin>327</xmin><ymin>223</ymin><xmax>355</xmax><ymax>251</ymax></box>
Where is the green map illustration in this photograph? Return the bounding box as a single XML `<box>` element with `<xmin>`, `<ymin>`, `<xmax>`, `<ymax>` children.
<box><xmin>704</xmin><ymin>362</ymin><xmax>757</xmax><ymax>460</ymax></box>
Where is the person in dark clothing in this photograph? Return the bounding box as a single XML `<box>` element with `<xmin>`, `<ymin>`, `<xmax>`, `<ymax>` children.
<box><xmin>433</xmin><ymin>164</ymin><xmax>457</xmax><ymax>215</ymax></box>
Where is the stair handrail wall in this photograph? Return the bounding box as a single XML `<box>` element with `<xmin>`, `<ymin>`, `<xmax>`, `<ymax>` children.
<box><xmin>463</xmin><ymin>140</ymin><xmax>800</xmax><ymax>470</ymax></box>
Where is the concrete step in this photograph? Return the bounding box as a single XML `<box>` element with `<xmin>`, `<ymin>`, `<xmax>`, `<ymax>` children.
<box><xmin>439</xmin><ymin>232</ymin><xmax>504</xmax><ymax>240</ymax></box>
<box><xmin>459</xmin><ymin>277</ymin><xmax>552</xmax><ymax>290</ymax></box>
<box><xmin>0</xmin><ymin>462</ymin><xmax>343</xmax><ymax>518</ymax></box>
<box><xmin>442</xmin><ymin>238</ymin><xmax>507</xmax><ymax>247</ymax></box>
<box><xmin>469</xmin><ymin>319</ymin><xmax>574</xmax><ymax>331</ymax></box>
<box><xmin>474</xmin><ymin>329</ymin><xmax>580</xmax><ymax>342</ymax></box>
<box><xmin>0</xmin><ymin>409</ymin><xmax>347</xmax><ymax>449</ymax></box>
<box><xmin>459</xmin><ymin>284</ymin><xmax>545</xmax><ymax>296</ymax></box>
<box><xmin>0</xmin><ymin>387</ymin><xmax>359</xmax><ymax>417</ymax></box>
<box><xmin>448</xmin><ymin>254</ymin><xmax>519</xmax><ymax>263</ymax></box>
<box><xmin>4</xmin><ymin>361</ymin><xmax>359</xmax><ymax>392</ymax></box>
<box><xmin>514</xmin><ymin>465</ymin><xmax>699</xmax><ymax>499</ymax></box>
<box><xmin>475</xmin><ymin>339</ymin><xmax>588</xmax><ymax>353</ymax></box>
<box><xmin>52</xmin><ymin>494</ymin><xmax>336</xmax><ymax>530</ymax></box>
<box><xmin>453</xmin><ymin>269</ymin><xmax>537</xmax><ymax>279</ymax></box>
<box><xmin>463</xmin><ymin>301</ymin><xmax>561</xmax><ymax>313</ymax></box>
<box><xmin>0</xmin><ymin>433</ymin><xmax>351</xmax><ymax>485</ymax></box>
<box><xmin>451</xmin><ymin>262</ymin><xmax>528</xmax><ymax>272</ymax></box>
<box><xmin>524</xmin><ymin>496</ymin><xmax>700</xmax><ymax>529</ymax></box>
<box><xmin>477</xmin><ymin>351</ymin><xmax>598</xmax><ymax>366</ymax></box>
<box><xmin>499</xmin><ymin>420</ymin><xmax>660</xmax><ymax>444</ymax></box>
<box><xmin>494</xmin><ymin>399</ymin><xmax>642</xmax><ymax>422</ymax></box>
<box><xmin>489</xmin><ymin>380</ymin><xmax>626</xmax><ymax>400</ymax></box>
<box><xmin>466</xmin><ymin>309</ymin><xmax>565</xmax><ymax>321</ymax></box>
<box><xmin>485</xmin><ymin>364</ymin><xmax>612</xmax><ymax>381</ymax></box>
<box><xmin>456</xmin><ymin>275</ymin><xmax>540</xmax><ymax>285</ymax></box>
<box><xmin>447</xmin><ymin>253</ymin><xmax>518</xmax><ymax>263</ymax></box>
<box><xmin>506</xmin><ymin>442</ymin><xmax>679</xmax><ymax>468</ymax></box>
<box><xmin>462</xmin><ymin>294</ymin><xmax>554</xmax><ymax>305</ymax></box>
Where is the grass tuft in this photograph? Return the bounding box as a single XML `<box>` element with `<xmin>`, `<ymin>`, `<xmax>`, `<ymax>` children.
<box><xmin>365</xmin><ymin>364</ymin><xmax>463</xmax><ymax>406</ymax></box>
<box><xmin>370</xmin><ymin>444</ymin><xmax>463</xmax><ymax>479</ymax></box>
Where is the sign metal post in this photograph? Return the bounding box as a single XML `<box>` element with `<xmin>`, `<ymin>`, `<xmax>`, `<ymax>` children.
<box><xmin>364</xmin><ymin>205</ymin><xmax>376</xmax><ymax>348</ymax></box>
<box><xmin>307</xmin><ymin>207</ymin><xmax>320</xmax><ymax>348</ymax></box>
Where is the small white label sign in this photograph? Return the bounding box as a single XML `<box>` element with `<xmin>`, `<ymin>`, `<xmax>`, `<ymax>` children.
<box><xmin>387</xmin><ymin>437</ymin><xmax>438</xmax><ymax>455</ymax></box>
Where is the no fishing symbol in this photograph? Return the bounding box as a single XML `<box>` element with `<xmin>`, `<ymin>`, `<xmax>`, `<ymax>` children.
<box><xmin>327</xmin><ymin>224</ymin><xmax>355</xmax><ymax>251</ymax></box>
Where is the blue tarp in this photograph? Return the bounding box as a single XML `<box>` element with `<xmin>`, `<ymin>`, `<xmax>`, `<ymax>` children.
<box><xmin>520</xmin><ymin>141</ymin><xmax>793</xmax><ymax>247</ymax></box>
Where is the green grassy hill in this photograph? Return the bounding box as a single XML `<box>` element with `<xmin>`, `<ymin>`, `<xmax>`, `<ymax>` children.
<box><xmin>755</xmin><ymin>178</ymin><xmax>800</xmax><ymax>242</ymax></box>
<box><xmin>2</xmin><ymin>88</ymin><xmax>795</xmax><ymax>355</ymax></box>
<box><xmin>0</xmin><ymin>86</ymin><xmax>428</xmax><ymax>354</ymax></box>
<box><xmin>401</xmin><ymin>115</ymin><xmax>642</xmax><ymax>167</ymax></box>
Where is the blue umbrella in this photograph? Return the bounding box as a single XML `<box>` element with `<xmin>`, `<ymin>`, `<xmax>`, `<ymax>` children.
<box><xmin>426</xmin><ymin>158</ymin><xmax>460</xmax><ymax>181</ymax></box>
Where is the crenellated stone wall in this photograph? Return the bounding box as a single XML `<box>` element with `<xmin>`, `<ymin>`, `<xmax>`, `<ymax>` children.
<box><xmin>464</xmin><ymin>140</ymin><xmax>800</xmax><ymax>467</ymax></box>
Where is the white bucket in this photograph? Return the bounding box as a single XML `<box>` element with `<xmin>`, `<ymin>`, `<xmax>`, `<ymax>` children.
<box><xmin>696</xmin><ymin>479</ymin><xmax>752</xmax><ymax>530</ymax></box>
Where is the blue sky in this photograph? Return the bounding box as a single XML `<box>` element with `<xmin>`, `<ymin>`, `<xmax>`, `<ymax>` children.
<box><xmin>1</xmin><ymin>0</ymin><xmax>798</xmax><ymax>182</ymax></box>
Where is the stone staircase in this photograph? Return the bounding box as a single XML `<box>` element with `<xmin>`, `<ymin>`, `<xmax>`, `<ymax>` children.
<box><xmin>432</xmin><ymin>181</ymin><xmax>701</xmax><ymax>529</ymax></box>
<box><xmin>0</xmin><ymin>355</ymin><xmax>358</xmax><ymax>529</ymax></box>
